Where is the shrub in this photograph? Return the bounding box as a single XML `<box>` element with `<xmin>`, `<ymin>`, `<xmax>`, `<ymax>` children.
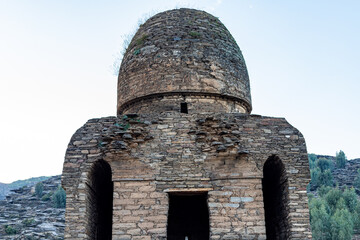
<box><xmin>310</xmin><ymin>198</ymin><xmax>331</xmax><ymax>240</ymax></box>
<box><xmin>318</xmin><ymin>185</ymin><xmax>333</xmax><ymax>197</ymax></box>
<box><xmin>52</xmin><ymin>186</ymin><xmax>66</xmax><ymax>208</ymax></box>
<box><xmin>330</xmin><ymin>206</ymin><xmax>353</xmax><ymax>240</ymax></box>
<box><xmin>22</xmin><ymin>218</ymin><xmax>35</xmax><ymax>227</ymax></box>
<box><xmin>317</xmin><ymin>158</ymin><xmax>333</xmax><ymax>172</ymax></box>
<box><xmin>189</xmin><ymin>31</ymin><xmax>201</xmax><ymax>38</ymax></box>
<box><xmin>336</xmin><ymin>150</ymin><xmax>347</xmax><ymax>168</ymax></box>
<box><xmin>318</xmin><ymin>169</ymin><xmax>334</xmax><ymax>188</ymax></box>
<box><xmin>41</xmin><ymin>192</ymin><xmax>52</xmax><ymax>201</ymax></box>
<box><xmin>35</xmin><ymin>182</ymin><xmax>43</xmax><ymax>198</ymax></box>
<box><xmin>4</xmin><ymin>225</ymin><xmax>17</xmax><ymax>235</ymax></box>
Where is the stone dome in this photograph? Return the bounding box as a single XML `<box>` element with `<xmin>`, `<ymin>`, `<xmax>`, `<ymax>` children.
<box><xmin>117</xmin><ymin>8</ymin><xmax>252</xmax><ymax>115</ymax></box>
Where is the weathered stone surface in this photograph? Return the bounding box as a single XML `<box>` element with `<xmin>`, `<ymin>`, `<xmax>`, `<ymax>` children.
<box><xmin>62</xmin><ymin>8</ymin><xmax>312</xmax><ymax>240</ymax></box>
<box><xmin>117</xmin><ymin>8</ymin><xmax>251</xmax><ymax>115</ymax></box>
<box><xmin>62</xmin><ymin>112</ymin><xmax>311</xmax><ymax>239</ymax></box>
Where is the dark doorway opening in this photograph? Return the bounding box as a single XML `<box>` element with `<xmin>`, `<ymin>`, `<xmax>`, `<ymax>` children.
<box><xmin>262</xmin><ymin>155</ymin><xmax>289</xmax><ymax>240</ymax></box>
<box><xmin>180</xmin><ymin>102</ymin><xmax>188</xmax><ymax>113</ymax></box>
<box><xmin>87</xmin><ymin>160</ymin><xmax>113</xmax><ymax>240</ymax></box>
<box><xmin>167</xmin><ymin>192</ymin><xmax>209</xmax><ymax>240</ymax></box>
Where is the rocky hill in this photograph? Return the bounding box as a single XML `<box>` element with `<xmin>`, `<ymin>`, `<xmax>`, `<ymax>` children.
<box><xmin>316</xmin><ymin>155</ymin><xmax>360</xmax><ymax>191</ymax></box>
<box><xmin>0</xmin><ymin>176</ymin><xmax>49</xmax><ymax>200</ymax></box>
<box><xmin>0</xmin><ymin>176</ymin><xmax>65</xmax><ymax>239</ymax></box>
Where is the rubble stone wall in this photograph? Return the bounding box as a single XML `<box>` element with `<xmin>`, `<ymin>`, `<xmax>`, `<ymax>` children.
<box><xmin>117</xmin><ymin>8</ymin><xmax>252</xmax><ymax>115</ymax></box>
<box><xmin>121</xmin><ymin>94</ymin><xmax>247</xmax><ymax>114</ymax></box>
<box><xmin>62</xmin><ymin>112</ymin><xmax>312</xmax><ymax>239</ymax></box>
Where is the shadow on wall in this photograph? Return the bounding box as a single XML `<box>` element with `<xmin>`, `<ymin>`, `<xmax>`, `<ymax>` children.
<box><xmin>262</xmin><ymin>155</ymin><xmax>290</xmax><ymax>239</ymax></box>
<box><xmin>86</xmin><ymin>160</ymin><xmax>113</xmax><ymax>240</ymax></box>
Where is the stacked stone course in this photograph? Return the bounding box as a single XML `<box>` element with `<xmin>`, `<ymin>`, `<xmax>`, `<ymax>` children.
<box><xmin>63</xmin><ymin>113</ymin><xmax>311</xmax><ymax>239</ymax></box>
<box><xmin>62</xmin><ymin>8</ymin><xmax>311</xmax><ymax>239</ymax></box>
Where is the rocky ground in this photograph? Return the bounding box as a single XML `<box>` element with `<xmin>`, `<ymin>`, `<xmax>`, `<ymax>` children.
<box><xmin>0</xmin><ymin>176</ymin><xmax>64</xmax><ymax>239</ymax></box>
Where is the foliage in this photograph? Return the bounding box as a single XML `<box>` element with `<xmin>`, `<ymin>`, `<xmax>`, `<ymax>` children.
<box><xmin>330</xmin><ymin>206</ymin><xmax>353</xmax><ymax>240</ymax></box>
<box><xmin>318</xmin><ymin>186</ymin><xmax>333</xmax><ymax>197</ymax></box>
<box><xmin>336</xmin><ymin>150</ymin><xmax>347</xmax><ymax>168</ymax></box>
<box><xmin>317</xmin><ymin>158</ymin><xmax>333</xmax><ymax>172</ymax></box>
<box><xmin>35</xmin><ymin>182</ymin><xmax>43</xmax><ymax>198</ymax></box>
<box><xmin>308</xmin><ymin>155</ymin><xmax>334</xmax><ymax>190</ymax></box>
<box><xmin>41</xmin><ymin>192</ymin><xmax>52</xmax><ymax>201</ymax></box>
<box><xmin>22</xmin><ymin>218</ymin><xmax>35</xmax><ymax>227</ymax></box>
<box><xmin>133</xmin><ymin>48</ymin><xmax>141</xmax><ymax>55</ymax></box>
<box><xmin>308</xmin><ymin>153</ymin><xmax>318</xmax><ymax>163</ymax></box>
<box><xmin>52</xmin><ymin>186</ymin><xmax>66</xmax><ymax>208</ymax></box>
<box><xmin>135</xmin><ymin>34</ymin><xmax>148</xmax><ymax>47</ymax></box>
<box><xmin>309</xmin><ymin>187</ymin><xmax>360</xmax><ymax>239</ymax></box>
<box><xmin>4</xmin><ymin>225</ymin><xmax>17</xmax><ymax>235</ymax></box>
<box><xmin>189</xmin><ymin>31</ymin><xmax>201</xmax><ymax>38</ymax></box>
<box><xmin>310</xmin><ymin>198</ymin><xmax>331</xmax><ymax>240</ymax></box>
<box><xmin>317</xmin><ymin>169</ymin><xmax>334</xmax><ymax>188</ymax></box>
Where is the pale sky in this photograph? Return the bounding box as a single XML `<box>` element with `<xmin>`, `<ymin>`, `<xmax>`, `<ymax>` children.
<box><xmin>0</xmin><ymin>0</ymin><xmax>359</xmax><ymax>183</ymax></box>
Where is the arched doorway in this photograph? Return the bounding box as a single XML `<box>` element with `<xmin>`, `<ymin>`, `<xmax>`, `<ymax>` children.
<box><xmin>86</xmin><ymin>160</ymin><xmax>113</xmax><ymax>240</ymax></box>
<box><xmin>262</xmin><ymin>155</ymin><xmax>290</xmax><ymax>239</ymax></box>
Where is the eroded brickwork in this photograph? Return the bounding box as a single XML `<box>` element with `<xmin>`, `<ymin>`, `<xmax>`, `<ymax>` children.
<box><xmin>62</xmin><ymin>8</ymin><xmax>312</xmax><ymax>240</ymax></box>
<box><xmin>117</xmin><ymin>9</ymin><xmax>252</xmax><ymax>115</ymax></box>
<box><xmin>62</xmin><ymin>113</ymin><xmax>312</xmax><ymax>239</ymax></box>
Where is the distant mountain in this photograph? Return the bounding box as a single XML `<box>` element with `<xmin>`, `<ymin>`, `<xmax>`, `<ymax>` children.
<box><xmin>0</xmin><ymin>176</ymin><xmax>50</xmax><ymax>200</ymax></box>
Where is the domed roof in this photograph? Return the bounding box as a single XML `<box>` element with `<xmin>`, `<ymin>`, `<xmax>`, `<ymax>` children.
<box><xmin>117</xmin><ymin>8</ymin><xmax>252</xmax><ymax>114</ymax></box>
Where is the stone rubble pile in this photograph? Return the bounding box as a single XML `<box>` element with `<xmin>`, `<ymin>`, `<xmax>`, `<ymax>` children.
<box><xmin>0</xmin><ymin>176</ymin><xmax>65</xmax><ymax>239</ymax></box>
<box><xmin>316</xmin><ymin>155</ymin><xmax>360</xmax><ymax>191</ymax></box>
<box><xmin>333</xmin><ymin>158</ymin><xmax>360</xmax><ymax>191</ymax></box>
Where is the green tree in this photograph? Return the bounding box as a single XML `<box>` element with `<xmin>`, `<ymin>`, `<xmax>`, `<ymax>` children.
<box><xmin>317</xmin><ymin>169</ymin><xmax>334</xmax><ymax>187</ymax></box>
<box><xmin>309</xmin><ymin>154</ymin><xmax>318</xmax><ymax>169</ymax></box>
<box><xmin>309</xmin><ymin>164</ymin><xmax>333</xmax><ymax>190</ymax></box>
<box><xmin>309</xmin><ymin>187</ymin><xmax>360</xmax><ymax>239</ymax></box>
<box><xmin>317</xmin><ymin>158</ymin><xmax>333</xmax><ymax>172</ymax></box>
<box><xmin>310</xmin><ymin>198</ymin><xmax>331</xmax><ymax>240</ymax></box>
<box><xmin>310</xmin><ymin>167</ymin><xmax>321</xmax><ymax>190</ymax></box>
<box><xmin>35</xmin><ymin>182</ymin><xmax>43</xmax><ymax>198</ymax></box>
<box><xmin>353</xmin><ymin>203</ymin><xmax>360</xmax><ymax>233</ymax></box>
<box><xmin>343</xmin><ymin>188</ymin><xmax>358</xmax><ymax>213</ymax></box>
<box><xmin>52</xmin><ymin>186</ymin><xmax>66</xmax><ymax>208</ymax></box>
<box><xmin>336</xmin><ymin>150</ymin><xmax>347</xmax><ymax>169</ymax></box>
<box><xmin>318</xmin><ymin>185</ymin><xmax>333</xmax><ymax>197</ymax></box>
<box><xmin>330</xmin><ymin>205</ymin><xmax>353</xmax><ymax>240</ymax></box>
<box><xmin>325</xmin><ymin>188</ymin><xmax>342</xmax><ymax>214</ymax></box>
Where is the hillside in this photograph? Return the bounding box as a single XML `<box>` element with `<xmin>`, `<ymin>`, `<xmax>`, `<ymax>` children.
<box><xmin>0</xmin><ymin>176</ymin><xmax>50</xmax><ymax>200</ymax></box>
<box><xmin>0</xmin><ymin>176</ymin><xmax>65</xmax><ymax>239</ymax></box>
<box><xmin>315</xmin><ymin>155</ymin><xmax>360</xmax><ymax>191</ymax></box>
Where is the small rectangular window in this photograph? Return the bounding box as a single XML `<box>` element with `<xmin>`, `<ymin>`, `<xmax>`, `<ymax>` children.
<box><xmin>180</xmin><ymin>102</ymin><xmax>188</xmax><ymax>113</ymax></box>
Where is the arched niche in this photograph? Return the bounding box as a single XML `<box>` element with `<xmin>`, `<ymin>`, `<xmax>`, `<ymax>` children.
<box><xmin>86</xmin><ymin>159</ymin><xmax>113</xmax><ymax>240</ymax></box>
<box><xmin>262</xmin><ymin>155</ymin><xmax>290</xmax><ymax>239</ymax></box>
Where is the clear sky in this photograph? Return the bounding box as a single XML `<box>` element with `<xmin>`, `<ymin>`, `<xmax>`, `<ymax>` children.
<box><xmin>0</xmin><ymin>0</ymin><xmax>359</xmax><ymax>183</ymax></box>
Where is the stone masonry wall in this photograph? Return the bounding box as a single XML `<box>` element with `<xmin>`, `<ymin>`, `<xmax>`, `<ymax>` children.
<box><xmin>62</xmin><ymin>112</ymin><xmax>312</xmax><ymax>239</ymax></box>
<box><xmin>117</xmin><ymin>8</ymin><xmax>252</xmax><ymax>115</ymax></box>
<box><xmin>122</xmin><ymin>94</ymin><xmax>247</xmax><ymax>114</ymax></box>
